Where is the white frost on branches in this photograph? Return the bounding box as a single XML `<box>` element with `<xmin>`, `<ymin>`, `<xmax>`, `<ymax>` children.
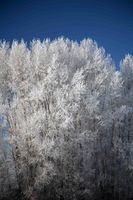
<box><xmin>0</xmin><ymin>38</ymin><xmax>133</xmax><ymax>199</ymax></box>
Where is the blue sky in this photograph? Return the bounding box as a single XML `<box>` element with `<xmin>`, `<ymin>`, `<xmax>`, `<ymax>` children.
<box><xmin>0</xmin><ymin>0</ymin><xmax>133</xmax><ymax>68</ymax></box>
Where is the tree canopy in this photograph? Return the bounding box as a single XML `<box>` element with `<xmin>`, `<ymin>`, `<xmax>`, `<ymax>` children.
<box><xmin>0</xmin><ymin>38</ymin><xmax>133</xmax><ymax>200</ymax></box>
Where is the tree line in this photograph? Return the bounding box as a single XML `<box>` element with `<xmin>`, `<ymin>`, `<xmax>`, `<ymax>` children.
<box><xmin>0</xmin><ymin>38</ymin><xmax>133</xmax><ymax>200</ymax></box>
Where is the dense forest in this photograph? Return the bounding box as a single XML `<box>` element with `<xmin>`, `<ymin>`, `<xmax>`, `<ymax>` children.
<box><xmin>0</xmin><ymin>38</ymin><xmax>133</xmax><ymax>200</ymax></box>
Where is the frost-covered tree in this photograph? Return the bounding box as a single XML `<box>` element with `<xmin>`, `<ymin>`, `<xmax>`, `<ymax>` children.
<box><xmin>0</xmin><ymin>38</ymin><xmax>133</xmax><ymax>200</ymax></box>
<box><xmin>118</xmin><ymin>55</ymin><xmax>133</xmax><ymax>199</ymax></box>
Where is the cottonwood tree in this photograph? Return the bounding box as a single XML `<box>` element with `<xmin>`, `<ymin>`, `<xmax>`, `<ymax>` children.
<box><xmin>118</xmin><ymin>55</ymin><xmax>133</xmax><ymax>199</ymax></box>
<box><xmin>0</xmin><ymin>38</ymin><xmax>133</xmax><ymax>200</ymax></box>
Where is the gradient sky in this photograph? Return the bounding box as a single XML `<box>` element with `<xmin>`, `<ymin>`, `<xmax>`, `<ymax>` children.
<box><xmin>0</xmin><ymin>0</ymin><xmax>133</xmax><ymax>68</ymax></box>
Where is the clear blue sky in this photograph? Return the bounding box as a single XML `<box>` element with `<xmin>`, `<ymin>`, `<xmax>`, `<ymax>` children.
<box><xmin>0</xmin><ymin>0</ymin><xmax>133</xmax><ymax>68</ymax></box>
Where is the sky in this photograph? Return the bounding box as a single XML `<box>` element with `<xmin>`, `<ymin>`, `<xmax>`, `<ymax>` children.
<box><xmin>0</xmin><ymin>0</ymin><xmax>133</xmax><ymax>68</ymax></box>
